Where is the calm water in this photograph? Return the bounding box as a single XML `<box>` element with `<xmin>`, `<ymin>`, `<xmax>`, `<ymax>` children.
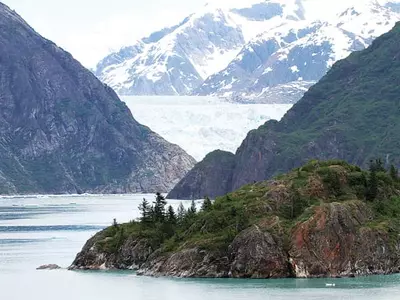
<box><xmin>1</xmin><ymin>195</ymin><xmax>400</xmax><ymax>300</ymax></box>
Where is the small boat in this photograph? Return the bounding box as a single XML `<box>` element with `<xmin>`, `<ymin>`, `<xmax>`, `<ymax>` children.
<box><xmin>325</xmin><ymin>283</ymin><xmax>336</xmax><ymax>287</ymax></box>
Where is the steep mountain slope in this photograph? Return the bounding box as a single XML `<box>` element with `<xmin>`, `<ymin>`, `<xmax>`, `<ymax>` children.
<box><xmin>96</xmin><ymin>0</ymin><xmax>400</xmax><ymax>100</ymax></box>
<box><xmin>95</xmin><ymin>0</ymin><xmax>306</xmax><ymax>96</ymax></box>
<box><xmin>167</xmin><ymin>150</ymin><xmax>236</xmax><ymax>199</ymax></box>
<box><xmin>168</xmin><ymin>21</ymin><xmax>400</xmax><ymax>199</ymax></box>
<box><xmin>196</xmin><ymin>1</ymin><xmax>400</xmax><ymax>100</ymax></box>
<box><xmin>0</xmin><ymin>3</ymin><xmax>195</xmax><ymax>195</ymax></box>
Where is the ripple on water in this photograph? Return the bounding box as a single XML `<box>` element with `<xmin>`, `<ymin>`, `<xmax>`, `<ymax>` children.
<box><xmin>0</xmin><ymin>225</ymin><xmax>105</xmax><ymax>232</ymax></box>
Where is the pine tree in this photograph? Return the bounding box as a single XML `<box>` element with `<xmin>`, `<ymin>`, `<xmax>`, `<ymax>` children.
<box><xmin>138</xmin><ymin>198</ymin><xmax>152</xmax><ymax>223</ymax></box>
<box><xmin>188</xmin><ymin>200</ymin><xmax>197</xmax><ymax>215</ymax></box>
<box><xmin>201</xmin><ymin>196</ymin><xmax>212</xmax><ymax>211</ymax></box>
<box><xmin>167</xmin><ymin>205</ymin><xmax>177</xmax><ymax>224</ymax></box>
<box><xmin>153</xmin><ymin>192</ymin><xmax>167</xmax><ymax>222</ymax></box>
<box><xmin>177</xmin><ymin>202</ymin><xmax>186</xmax><ymax>222</ymax></box>
<box><xmin>369</xmin><ymin>159</ymin><xmax>386</xmax><ymax>173</ymax></box>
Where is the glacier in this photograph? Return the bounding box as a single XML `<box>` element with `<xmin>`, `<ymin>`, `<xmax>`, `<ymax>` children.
<box><xmin>122</xmin><ymin>96</ymin><xmax>292</xmax><ymax>161</ymax></box>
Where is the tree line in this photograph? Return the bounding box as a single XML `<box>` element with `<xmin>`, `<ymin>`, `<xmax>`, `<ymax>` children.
<box><xmin>366</xmin><ymin>159</ymin><xmax>398</xmax><ymax>201</ymax></box>
<box><xmin>138</xmin><ymin>192</ymin><xmax>212</xmax><ymax>226</ymax></box>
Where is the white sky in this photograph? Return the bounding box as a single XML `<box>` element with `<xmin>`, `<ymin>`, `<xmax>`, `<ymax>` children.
<box><xmin>2</xmin><ymin>0</ymin><xmax>391</xmax><ymax>68</ymax></box>
<box><xmin>3</xmin><ymin>0</ymin><xmax>208</xmax><ymax>67</ymax></box>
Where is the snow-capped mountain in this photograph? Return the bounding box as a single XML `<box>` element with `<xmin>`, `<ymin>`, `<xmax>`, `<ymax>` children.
<box><xmin>196</xmin><ymin>0</ymin><xmax>400</xmax><ymax>100</ymax></box>
<box><xmin>95</xmin><ymin>0</ymin><xmax>305</xmax><ymax>96</ymax></box>
<box><xmin>96</xmin><ymin>0</ymin><xmax>400</xmax><ymax>101</ymax></box>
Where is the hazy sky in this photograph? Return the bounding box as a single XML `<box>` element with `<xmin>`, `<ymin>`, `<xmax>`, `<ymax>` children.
<box><xmin>3</xmin><ymin>0</ymin><xmax>208</xmax><ymax>67</ymax></box>
<box><xmin>2</xmin><ymin>0</ymin><xmax>384</xmax><ymax>68</ymax></box>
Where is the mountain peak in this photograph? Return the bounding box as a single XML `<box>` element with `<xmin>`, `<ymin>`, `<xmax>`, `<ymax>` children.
<box><xmin>95</xmin><ymin>0</ymin><xmax>400</xmax><ymax>98</ymax></box>
<box><xmin>0</xmin><ymin>2</ymin><xmax>35</xmax><ymax>33</ymax></box>
<box><xmin>171</xmin><ymin>21</ymin><xmax>400</xmax><ymax>199</ymax></box>
<box><xmin>0</xmin><ymin>3</ymin><xmax>196</xmax><ymax>194</ymax></box>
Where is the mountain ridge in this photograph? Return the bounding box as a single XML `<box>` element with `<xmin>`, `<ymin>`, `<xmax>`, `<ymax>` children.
<box><xmin>0</xmin><ymin>2</ymin><xmax>195</xmax><ymax>195</ymax></box>
<box><xmin>168</xmin><ymin>20</ymin><xmax>400</xmax><ymax>199</ymax></box>
<box><xmin>95</xmin><ymin>0</ymin><xmax>400</xmax><ymax>102</ymax></box>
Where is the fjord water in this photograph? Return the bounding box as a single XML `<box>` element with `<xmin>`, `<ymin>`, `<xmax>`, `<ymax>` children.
<box><xmin>1</xmin><ymin>195</ymin><xmax>400</xmax><ymax>300</ymax></box>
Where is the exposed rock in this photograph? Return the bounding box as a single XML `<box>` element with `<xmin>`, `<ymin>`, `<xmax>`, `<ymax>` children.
<box><xmin>36</xmin><ymin>264</ymin><xmax>62</xmax><ymax>270</ymax></box>
<box><xmin>228</xmin><ymin>225</ymin><xmax>290</xmax><ymax>278</ymax></box>
<box><xmin>138</xmin><ymin>248</ymin><xmax>230</xmax><ymax>278</ymax></box>
<box><xmin>70</xmin><ymin>161</ymin><xmax>400</xmax><ymax>278</ymax></box>
<box><xmin>0</xmin><ymin>3</ymin><xmax>195</xmax><ymax>194</ymax></box>
<box><xmin>70</xmin><ymin>229</ymin><xmax>154</xmax><ymax>270</ymax></box>
<box><xmin>167</xmin><ymin>150</ymin><xmax>235</xmax><ymax>199</ymax></box>
<box><xmin>290</xmin><ymin>201</ymin><xmax>400</xmax><ymax>277</ymax></box>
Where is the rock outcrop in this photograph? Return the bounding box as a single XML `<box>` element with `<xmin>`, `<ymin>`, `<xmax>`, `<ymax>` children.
<box><xmin>289</xmin><ymin>201</ymin><xmax>400</xmax><ymax>277</ymax></box>
<box><xmin>169</xmin><ymin>21</ymin><xmax>400</xmax><ymax>199</ymax></box>
<box><xmin>167</xmin><ymin>150</ymin><xmax>235</xmax><ymax>199</ymax></box>
<box><xmin>36</xmin><ymin>264</ymin><xmax>62</xmax><ymax>270</ymax></box>
<box><xmin>70</xmin><ymin>161</ymin><xmax>400</xmax><ymax>278</ymax></box>
<box><xmin>0</xmin><ymin>3</ymin><xmax>195</xmax><ymax>194</ymax></box>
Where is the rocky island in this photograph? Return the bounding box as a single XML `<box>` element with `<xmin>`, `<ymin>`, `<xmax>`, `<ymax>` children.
<box><xmin>70</xmin><ymin>160</ymin><xmax>400</xmax><ymax>278</ymax></box>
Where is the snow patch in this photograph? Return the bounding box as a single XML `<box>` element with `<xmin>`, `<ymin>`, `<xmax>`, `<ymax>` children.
<box><xmin>263</xmin><ymin>67</ymin><xmax>273</xmax><ymax>74</ymax></box>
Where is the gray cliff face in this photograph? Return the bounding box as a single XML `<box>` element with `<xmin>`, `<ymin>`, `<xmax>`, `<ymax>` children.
<box><xmin>0</xmin><ymin>3</ymin><xmax>195</xmax><ymax>194</ymax></box>
<box><xmin>167</xmin><ymin>150</ymin><xmax>235</xmax><ymax>199</ymax></box>
<box><xmin>228</xmin><ymin>225</ymin><xmax>290</xmax><ymax>278</ymax></box>
<box><xmin>70</xmin><ymin>232</ymin><xmax>154</xmax><ymax>270</ymax></box>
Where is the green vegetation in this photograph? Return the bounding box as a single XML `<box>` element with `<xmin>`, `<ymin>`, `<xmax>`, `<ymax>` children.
<box><xmin>230</xmin><ymin>23</ymin><xmax>400</xmax><ymax>185</ymax></box>
<box><xmin>96</xmin><ymin>160</ymin><xmax>400</xmax><ymax>255</ymax></box>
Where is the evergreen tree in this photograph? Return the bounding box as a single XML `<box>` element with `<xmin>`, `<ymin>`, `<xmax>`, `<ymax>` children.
<box><xmin>138</xmin><ymin>198</ymin><xmax>151</xmax><ymax>223</ymax></box>
<box><xmin>185</xmin><ymin>200</ymin><xmax>197</xmax><ymax>221</ymax></box>
<box><xmin>188</xmin><ymin>200</ymin><xmax>197</xmax><ymax>215</ymax></box>
<box><xmin>369</xmin><ymin>159</ymin><xmax>386</xmax><ymax>173</ymax></box>
<box><xmin>177</xmin><ymin>202</ymin><xmax>186</xmax><ymax>222</ymax></box>
<box><xmin>390</xmin><ymin>164</ymin><xmax>398</xmax><ymax>181</ymax></box>
<box><xmin>153</xmin><ymin>192</ymin><xmax>167</xmax><ymax>222</ymax></box>
<box><xmin>201</xmin><ymin>196</ymin><xmax>212</xmax><ymax>211</ymax></box>
<box><xmin>167</xmin><ymin>205</ymin><xmax>177</xmax><ymax>224</ymax></box>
